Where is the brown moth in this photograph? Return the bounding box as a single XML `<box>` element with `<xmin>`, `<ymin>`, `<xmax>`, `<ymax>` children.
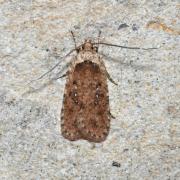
<box><xmin>30</xmin><ymin>31</ymin><xmax>157</xmax><ymax>143</ymax></box>
<box><xmin>61</xmin><ymin>39</ymin><xmax>114</xmax><ymax>143</ymax></box>
<box><xmin>60</xmin><ymin>32</ymin><xmax>157</xmax><ymax>143</ymax></box>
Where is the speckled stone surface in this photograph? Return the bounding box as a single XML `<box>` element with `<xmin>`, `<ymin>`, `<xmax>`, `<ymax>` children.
<box><xmin>0</xmin><ymin>1</ymin><xmax>179</xmax><ymax>179</ymax></box>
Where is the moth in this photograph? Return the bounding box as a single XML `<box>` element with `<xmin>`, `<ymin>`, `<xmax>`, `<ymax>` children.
<box><xmin>61</xmin><ymin>38</ymin><xmax>115</xmax><ymax>143</ymax></box>
<box><xmin>32</xmin><ymin>31</ymin><xmax>156</xmax><ymax>143</ymax></box>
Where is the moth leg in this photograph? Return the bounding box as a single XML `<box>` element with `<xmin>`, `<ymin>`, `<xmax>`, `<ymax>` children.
<box><xmin>99</xmin><ymin>57</ymin><xmax>118</xmax><ymax>85</ymax></box>
<box><xmin>55</xmin><ymin>57</ymin><xmax>77</xmax><ymax>80</ymax></box>
<box><xmin>106</xmin><ymin>71</ymin><xmax>118</xmax><ymax>85</ymax></box>
<box><xmin>109</xmin><ymin>111</ymin><xmax>115</xmax><ymax>119</ymax></box>
<box><xmin>54</xmin><ymin>70</ymin><xmax>70</xmax><ymax>80</ymax></box>
<box><xmin>55</xmin><ymin>73</ymin><xmax>67</xmax><ymax>79</ymax></box>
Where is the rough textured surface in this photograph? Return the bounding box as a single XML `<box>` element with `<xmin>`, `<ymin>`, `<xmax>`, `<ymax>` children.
<box><xmin>0</xmin><ymin>0</ymin><xmax>179</xmax><ymax>179</ymax></box>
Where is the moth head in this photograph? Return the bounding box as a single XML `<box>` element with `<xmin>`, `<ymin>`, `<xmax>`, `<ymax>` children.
<box><xmin>82</xmin><ymin>39</ymin><xmax>97</xmax><ymax>52</ymax></box>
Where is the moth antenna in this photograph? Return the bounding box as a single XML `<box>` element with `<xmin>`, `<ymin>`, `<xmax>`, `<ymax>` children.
<box><xmin>93</xmin><ymin>42</ymin><xmax>158</xmax><ymax>50</ymax></box>
<box><xmin>97</xmin><ymin>30</ymin><xmax>102</xmax><ymax>50</ymax></box>
<box><xmin>70</xmin><ymin>31</ymin><xmax>77</xmax><ymax>50</ymax></box>
<box><xmin>28</xmin><ymin>49</ymin><xmax>75</xmax><ymax>84</ymax></box>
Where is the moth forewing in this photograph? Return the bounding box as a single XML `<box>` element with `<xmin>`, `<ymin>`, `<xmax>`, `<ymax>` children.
<box><xmin>61</xmin><ymin>40</ymin><xmax>111</xmax><ymax>142</ymax></box>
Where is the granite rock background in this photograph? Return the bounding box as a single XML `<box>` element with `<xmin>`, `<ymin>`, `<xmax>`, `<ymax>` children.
<box><xmin>0</xmin><ymin>0</ymin><xmax>179</xmax><ymax>179</ymax></box>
